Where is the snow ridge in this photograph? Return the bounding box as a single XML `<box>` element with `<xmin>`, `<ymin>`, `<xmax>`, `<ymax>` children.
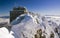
<box><xmin>11</xmin><ymin>13</ymin><xmax>60</xmax><ymax>38</ymax></box>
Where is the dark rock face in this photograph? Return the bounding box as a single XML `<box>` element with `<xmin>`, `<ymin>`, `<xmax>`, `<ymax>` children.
<box><xmin>34</xmin><ymin>29</ymin><xmax>46</xmax><ymax>38</ymax></box>
<box><xmin>10</xmin><ymin>7</ymin><xmax>27</xmax><ymax>23</ymax></box>
<box><xmin>0</xmin><ymin>22</ymin><xmax>8</xmax><ymax>27</ymax></box>
<box><xmin>50</xmin><ymin>32</ymin><xmax>54</xmax><ymax>38</ymax></box>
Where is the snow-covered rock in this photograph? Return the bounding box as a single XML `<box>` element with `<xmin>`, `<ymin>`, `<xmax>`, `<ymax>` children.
<box><xmin>11</xmin><ymin>13</ymin><xmax>60</xmax><ymax>38</ymax></box>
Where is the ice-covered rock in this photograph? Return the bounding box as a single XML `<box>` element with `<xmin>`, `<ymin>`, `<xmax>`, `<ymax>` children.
<box><xmin>11</xmin><ymin>13</ymin><xmax>59</xmax><ymax>38</ymax></box>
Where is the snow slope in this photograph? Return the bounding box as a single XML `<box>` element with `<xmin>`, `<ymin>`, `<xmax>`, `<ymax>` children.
<box><xmin>0</xmin><ymin>27</ymin><xmax>14</xmax><ymax>38</ymax></box>
<box><xmin>11</xmin><ymin>13</ymin><xmax>60</xmax><ymax>38</ymax></box>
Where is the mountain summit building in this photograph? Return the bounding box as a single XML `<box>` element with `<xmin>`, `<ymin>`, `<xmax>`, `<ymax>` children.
<box><xmin>10</xmin><ymin>7</ymin><xmax>28</xmax><ymax>22</ymax></box>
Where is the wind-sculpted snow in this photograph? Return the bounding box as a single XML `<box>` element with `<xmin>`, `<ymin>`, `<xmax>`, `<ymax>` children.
<box><xmin>0</xmin><ymin>27</ymin><xmax>14</xmax><ymax>38</ymax></box>
<box><xmin>11</xmin><ymin>13</ymin><xmax>60</xmax><ymax>38</ymax></box>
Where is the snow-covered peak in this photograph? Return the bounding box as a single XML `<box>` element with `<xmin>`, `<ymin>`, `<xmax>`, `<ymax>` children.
<box><xmin>11</xmin><ymin>13</ymin><xmax>60</xmax><ymax>38</ymax></box>
<box><xmin>11</xmin><ymin>13</ymin><xmax>41</xmax><ymax>25</ymax></box>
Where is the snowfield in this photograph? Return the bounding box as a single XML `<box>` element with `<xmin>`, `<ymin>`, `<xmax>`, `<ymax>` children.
<box><xmin>0</xmin><ymin>13</ymin><xmax>60</xmax><ymax>38</ymax></box>
<box><xmin>0</xmin><ymin>27</ymin><xmax>14</xmax><ymax>38</ymax></box>
<box><xmin>11</xmin><ymin>13</ymin><xmax>60</xmax><ymax>38</ymax></box>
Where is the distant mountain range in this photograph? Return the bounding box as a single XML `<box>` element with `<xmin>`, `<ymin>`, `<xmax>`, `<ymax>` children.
<box><xmin>0</xmin><ymin>16</ymin><xmax>10</xmax><ymax>18</ymax></box>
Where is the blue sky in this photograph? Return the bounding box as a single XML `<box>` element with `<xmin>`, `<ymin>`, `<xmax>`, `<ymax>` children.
<box><xmin>0</xmin><ymin>0</ymin><xmax>60</xmax><ymax>16</ymax></box>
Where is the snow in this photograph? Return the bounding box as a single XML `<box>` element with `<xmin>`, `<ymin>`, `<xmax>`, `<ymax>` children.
<box><xmin>0</xmin><ymin>13</ymin><xmax>60</xmax><ymax>38</ymax></box>
<box><xmin>11</xmin><ymin>13</ymin><xmax>60</xmax><ymax>38</ymax></box>
<box><xmin>0</xmin><ymin>27</ymin><xmax>14</xmax><ymax>38</ymax></box>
